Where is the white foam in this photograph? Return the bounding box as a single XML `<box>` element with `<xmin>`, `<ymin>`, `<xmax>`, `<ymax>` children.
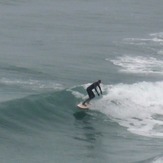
<box><xmin>92</xmin><ymin>82</ymin><xmax>163</xmax><ymax>138</ymax></box>
<box><xmin>150</xmin><ymin>32</ymin><xmax>163</xmax><ymax>40</ymax></box>
<box><xmin>152</xmin><ymin>157</ymin><xmax>163</xmax><ymax>163</ymax></box>
<box><xmin>157</xmin><ymin>50</ymin><xmax>163</xmax><ymax>55</ymax></box>
<box><xmin>110</xmin><ymin>55</ymin><xmax>163</xmax><ymax>74</ymax></box>
<box><xmin>70</xmin><ymin>90</ymin><xmax>85</xmax><ymax>99</ymax></box>
<box><xmin>0</xmin><ymin>77</ymin><xmax>63</xmax><ymax>91</ymax></box>
<box><xmin>124</xmin><ymin>33</ymin><xmax>163</xmax><ymax>45</ymax></box>
<box><xmin>123</xmin><ymin>38</ymin><xmax>152</xmax><ymax>45</ymax></box>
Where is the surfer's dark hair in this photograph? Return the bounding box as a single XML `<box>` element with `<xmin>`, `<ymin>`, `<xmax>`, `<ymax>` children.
<box><xmin>98</xmin><ymin>80</ymin><xmax>101</xmax><ymax>83</ymax></box>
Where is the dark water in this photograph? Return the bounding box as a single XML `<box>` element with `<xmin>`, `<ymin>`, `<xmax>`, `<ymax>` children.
<box><xmin>1</xmin><ymin>0</ymin><xmax>163</xmax><ymax>162</ymax></box>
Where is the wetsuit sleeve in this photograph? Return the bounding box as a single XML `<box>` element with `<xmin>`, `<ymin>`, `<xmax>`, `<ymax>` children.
<box><xmin>93</xmin><ymin>83</ymin><xmax>100</xmax><ymax>96</ymax></box>
<box><xmin>94</xmin><ymin>87</ymin><xmax>100</xmax><ymax>96</ymax></box>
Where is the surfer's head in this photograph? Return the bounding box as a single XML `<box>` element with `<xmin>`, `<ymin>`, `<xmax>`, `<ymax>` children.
<box><xmin>98</xmin><ymin>80</ymin><xmax>101</xmax><ymax>84</ymax></box>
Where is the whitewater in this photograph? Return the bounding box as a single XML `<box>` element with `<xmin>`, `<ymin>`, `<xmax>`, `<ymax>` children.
<box><xmin>1</xmin><ymin>0</ymin><xmax>163</xmax><ymax>163</ymax></box>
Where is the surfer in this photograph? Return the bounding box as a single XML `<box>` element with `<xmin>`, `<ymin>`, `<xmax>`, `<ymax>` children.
<box><xmin>82</xmin><ymin>80</ymin><xmax>102</xmax><ymax>106</ymax></box>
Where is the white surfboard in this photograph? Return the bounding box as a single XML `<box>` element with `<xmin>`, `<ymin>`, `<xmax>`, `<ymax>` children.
<box><xmin>77</xmin><ymin>103</ymin><xmax>90</xmax><ymax>110</ymax></box>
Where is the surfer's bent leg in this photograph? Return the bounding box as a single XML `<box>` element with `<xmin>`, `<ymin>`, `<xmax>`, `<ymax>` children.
<box><xmin>83</xmin><ymin>89</ymin><xmax>95</xmax><ymax>105</ymax></box>
<box><xmin>82</xmin><ymin>98</ymin><xmax>90</xmax><ymax>105</ymax></box>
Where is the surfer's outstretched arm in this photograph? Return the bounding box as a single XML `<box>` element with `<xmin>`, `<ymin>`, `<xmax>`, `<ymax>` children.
<box><xmin>98</xmin><ymin>85</ymin><xmax>102</xmax><ymax>95</ymax></box>
<box><xmin>94</xmin><ymin>88</ymin><xmax>99</xmax><ymax>96</ymax></box>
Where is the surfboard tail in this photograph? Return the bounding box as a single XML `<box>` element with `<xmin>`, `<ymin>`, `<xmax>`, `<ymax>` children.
<box><xmin>77</xmin><ymin>103</ymin><xmax>90</xmax><ymax>109</ymax></box>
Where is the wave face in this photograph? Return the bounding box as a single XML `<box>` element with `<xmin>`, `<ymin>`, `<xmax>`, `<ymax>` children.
<box><xmin>0</xmin><ymin>90</ymin><xmax>75</xmax><ymax>134</ymax></box>
<box><xmin>0</xmin><ymin>84</ymin><xmax>163</xmax><ymax>163</ymax></box>
<box><xmin>0</xmin><ymin>90</ymin><xmax>84</xmax><ymax>163</ymax></box>
<box><xmin>0</xmin><ymin>88</ymin><xmax>115</xmax><ymax>163</ymax></box>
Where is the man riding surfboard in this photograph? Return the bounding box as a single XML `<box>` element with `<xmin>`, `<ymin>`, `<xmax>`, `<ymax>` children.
<box><xmin>82</xmin><ymin>80</ymin><xmax>102</xmax><ymax>106</ymax></box>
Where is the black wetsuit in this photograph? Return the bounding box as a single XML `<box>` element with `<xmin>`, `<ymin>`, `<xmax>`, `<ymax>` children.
<box><xmin>87</xmin><ymin>82</ymin><xmax>98</xmax><ymax>99</ymax></box>
<box><xmin>83</xmin><ymin>81</ymin><xmax>102</xmax><ymax>105</ymax></box>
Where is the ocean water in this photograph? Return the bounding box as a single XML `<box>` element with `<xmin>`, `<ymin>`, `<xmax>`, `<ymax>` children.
<box><xmin>1</xmin><ymin>0</ymin><xmax>163</xmax><ymax>162</ymax></box>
